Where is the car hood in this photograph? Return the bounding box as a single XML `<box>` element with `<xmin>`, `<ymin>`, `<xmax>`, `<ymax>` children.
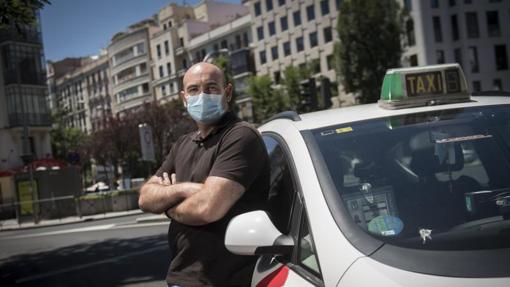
<box><xmin>338</xmin><ymin>257</ymin><xmax>510</xmax><ymax>287</ymax></box>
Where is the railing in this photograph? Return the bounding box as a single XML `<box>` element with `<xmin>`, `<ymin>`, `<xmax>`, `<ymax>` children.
<box><xmin>0</xmin><ymin>189</ymin><xmax>140</xmax><ymax>229</ymax></box>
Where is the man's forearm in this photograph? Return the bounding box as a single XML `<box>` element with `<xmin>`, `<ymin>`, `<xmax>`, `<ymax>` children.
<box><xmin>138</xmin><ymin>182</ymin><xmax>203</xmax><ymax>214</ymax></box>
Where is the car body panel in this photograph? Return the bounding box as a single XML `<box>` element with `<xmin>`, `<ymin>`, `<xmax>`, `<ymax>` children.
<box><xmin>338</xmin><ymin>257</ymin><xmax>510</xmax><ymax>287</ymax></box>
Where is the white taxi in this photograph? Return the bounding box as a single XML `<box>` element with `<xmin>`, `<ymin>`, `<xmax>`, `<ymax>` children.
<box><xmin>225</xmin><ymin>64</ymin><xmax>510</xmax><ymax>286</ymax></box>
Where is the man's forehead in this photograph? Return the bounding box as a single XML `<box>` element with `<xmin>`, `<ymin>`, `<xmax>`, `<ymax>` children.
<box><xmin>183</xmin><ymin>63</ymin><xmax>224</xmax><ymax>86</ymax></box>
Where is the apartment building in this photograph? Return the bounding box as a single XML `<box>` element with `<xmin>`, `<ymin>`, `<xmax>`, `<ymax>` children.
<box><xmin>150</xmin><ymin>1</ymin><xmax>255</xmax><ymax>120</ymax></box>
<box><xmin>0</xmin><ymin>16</ymin><xmax>52</xmax><ymax>170</ymax></box>
<box><xmin>247</xmin><ymin>0</ymin><xmax>353</xmax><ymax>106</ymax></box>
<box><xmin>402</xmin><ymin>0</ymin><xmax>510</xmax><ymax>92</ymax></box>
<box><xmin>108</xmin><ymin>19</ymin><xmax>157</xmax><ymax>116</ymax></box>
<box><xmin>52</xmin><ymin>54</ymin><xmax>112</xmax><ymax>133</ymax></box>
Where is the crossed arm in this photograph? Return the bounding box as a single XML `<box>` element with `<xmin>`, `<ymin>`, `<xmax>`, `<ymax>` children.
<box><xmin>138</xmin><ymin>173</ymin><xmax>245</xmax><ymax>226</ymax></box>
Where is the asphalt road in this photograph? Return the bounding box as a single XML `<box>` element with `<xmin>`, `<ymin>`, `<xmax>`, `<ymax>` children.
<box><xmin>0</xmin><ymin>214</ymin><xmax>171</xmax><ymax>287</ymax></box>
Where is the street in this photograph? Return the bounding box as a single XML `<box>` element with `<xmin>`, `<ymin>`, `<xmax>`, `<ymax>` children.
<box><xmin>0</xmin><ymin>214</ymin><xmax>171</xmax><ymax>287</ymax></box>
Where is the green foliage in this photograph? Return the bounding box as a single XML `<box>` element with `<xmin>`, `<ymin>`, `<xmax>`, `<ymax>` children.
<box><xmin>0</xmin><ymin>0</ymin><xmax>51</xmax><ymax>31</ymax></box>
<box><xmin>248</xmin><ymin>75</ymin><xmax>286</xmax><ymax>122</ymax></box>
<box><xmin>212</xmin><ymin>55</ymin><xmax>237</xmax><ymax>111</ymax></box>
<box><xmin>335</xmin><ymin>0</ymin><xmax>403</xmax><ymax>104</ymax></box>
<box><xmin>50</xmin><ymin>112</ymin><xmax>87</xmax><ymax>162</ymax></box>
<box><xmin>281</xmin><ymin>65</ymin><xmax>312</xmax><ymax>113</ymax></box>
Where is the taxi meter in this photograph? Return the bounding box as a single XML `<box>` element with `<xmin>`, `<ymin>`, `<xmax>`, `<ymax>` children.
<box><xmin>379</xmin><ymin>63</ymin><xmax>470</xmax><ymax>109</ymax></box>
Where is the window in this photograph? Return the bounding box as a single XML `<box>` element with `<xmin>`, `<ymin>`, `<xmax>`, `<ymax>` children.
<box><xmin>320</xmin><ymin>0</ymin><xmax>330</xmax><ymax>15</ymax></box>
<box><xmin>293</xmin><ymin>10</ymin><xmax>302</xmax><ymax>26</ymax></box>
<box><xmin>296</xmin><ymin>36</ymin><xmax>304</xmax><ymax>52</ymax></box>
<box><xmin>254</xmin><ymin>1</ymin><xmax>261</xmax><ymax>16</ymax></box>
<box><xmin>436</xmin><ymin>50</ymin><xmax>445</xmax><ymax>64</ymax></box>
<box><xmin>235</xmin><ymin>35</ymin><xmax>242</xmax><ymax>49</ymax></box>
<box><xmin>486</xmin><ymin>11</ymin><xmax>500</xmax><ymax>37</ymax></box>
<box><xmin>410</xmin><ymin>54</ymin><xmax>418</xmax><ymax>66</ymax></box>
<box><xmin>433</xmin><ymin>16</ymin><xmax>443</xmax><ymax>42</ymax></box>
<box><xmin>465</xmin><ymin>12</ymin><xmax>479</xmax><ymax>38</ymax></box>
<box><xmin>472</xmin><ymin>81</ymin><xmax>481</xmax><ymax>92</ymax></box>
<box><xmin>404</xmin><ymin>0</ymin><xmax>412</xmax><ymax>10</ymax></box>
<box><xmin>260</xmin><ymin>50</ymin><xmax>267</xmax><ymax>64</ymax></box>
<box><xmin>309</xmin><ymin>32</ymin><xmax>318</xmax><ymax>48</ymax></box>
<box><xmin>493</xmin><ymin>79</ymin><xmax>502</xmax><ymax>91</ymax></box>
<box><xmin>271</xmin><ymin>46</ymin><xmax>279</xmax><ymax>60</ymax></box>
<box><xmin>257</xmin><ymin>26</ymin><xmax>264</xmax><ymax>41</ymax></box>
<box><xmin>327</xmin><ymin>54</ymin><xmax>334</xmax><ymax>70</ymax></box>
<box><xmin>306</xmin><ymin>5</ymin><xmax>315</xmax><ymax>22</ymax></box>
<box><xmin>431</xmin><ymin>0</ymin><xmax>439</xmax><ymax>8</ymax></box>
<box><xmin>451</xmin><ymin>15</ymin><xmax>459</xmax><ymax>41</ymax></box>
<box><xmin>274</xmin><ymin>71</ymin><xmax>281</xmax><ymax>84</ymax></box>
<box><xmin>159</xmin><ymin>65</ymin><xmax>164</xmax><ymax>78</ymax></box>
<box><xmin>280</xmin><ymin>16</ymin><xmax>288</xmax><ymax>31</ymax></box>
<box><xmin>243</xmin><ymin>33</ymin><xmax>249</xmax><ymax>47</ymax></box>
<box><xmin>468</xmin><ymin>46</ymin><xmax>479</xmax><ymax>73</ymax></box>
<box><xmin>406</xmin><ymin>19</ymin><xmax>415</xmax><ymax>46</ymax></box>
<box><xmin>142</xmin><ymin>83</ymin><xmax>149</xmax><ymax>93</ymax></box>
<box><xmin>266</xmin><ymin>0</ymin><xmax>273</xmax><ymax>11</ymax></box>
<box><xmin>324</xmin><ymin>26</ymin><xmax>333</xmax><ymax>43</ymax></box>
<box><xmin>298</xmin><ymin>212</ymin><xmax>321</xmax><ymax>276</ymax></box>
<box><xmin>283</xmin><ymin>41</ymin><xmax>291</xmax><ymax>56</ymax></box>
<box><xmin>179</xmin><ymin>37</ymin><xmax>184</xmax><ymax>47</ymax></box>
<box><xmin>495</xmin><ymin>45</ymin><xmax>508</xmax><ymax>70</ymax></box>
<box><xmin>221</xmin><ymin>39</ymin><xmax>228</xmax><ymax>49</ymax></box>
<box><xmin>262</xmin><ymin>136</ymin><xmax>297</xmax><ymax>234</ymax></box>
<box><xmin>161</xmin><ymin>85</ymin><xmax>167</xmax><ymax>96</ymax></box>
<box><xmin>166</xmin><ymin>62</ymin><xmax>172</xmax><ymax>75</ymax></box>
<box><xmin>454</xmin><ymin>48</ymin><xmax>463</xmax><ymax>67</ymax></box>
<box><xmin>163</xmin><ymin>23</ymin><xmax>167</xmax><ymax>30</ymax></box>
<box><xmin>278</xmin><ymin>0</ymin><xmax>285</xmax><ymax>6</ymax></box>
<box><xmin>268</xmin><ymin>21</ymin><xmax>276</xmax><ymax>36</ymax></box>
<box><xmin>164</xmin><ymin>41</ymin><xmax>169</xmax><ymax>55</ymax></box>
<box><xmin>157</xmin><ymin>44</ymin><xmax>161</xmax><ymax>59</ymax></box>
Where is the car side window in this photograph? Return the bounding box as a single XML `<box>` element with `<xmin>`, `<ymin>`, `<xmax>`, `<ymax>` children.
<box><xmin>262</xmin><ymin>135</ymin><xmax>296</xmax><ymax>234</ymax></box>
<box><xmin>297</xmin><ymin>210</ymin><xmax>321</xmax><ymax>276</ymax></box>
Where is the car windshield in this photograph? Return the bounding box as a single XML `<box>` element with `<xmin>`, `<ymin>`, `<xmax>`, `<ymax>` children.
<box><xmin>311</xmin><ymin>105</ymin><xmax>510</xmax><ymax>250</ymax></box>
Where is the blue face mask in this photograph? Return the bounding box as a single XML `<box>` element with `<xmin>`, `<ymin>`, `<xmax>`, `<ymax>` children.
<box><xmin>185</xmin><ymin>92</ymin><xmax>226</xmax><ymax>124</ymax></box>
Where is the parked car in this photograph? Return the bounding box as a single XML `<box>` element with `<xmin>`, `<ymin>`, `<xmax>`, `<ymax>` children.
<box><xmin>225</xmin><ymin>64</ymin><xmax>510</xmax><ymax>286</ymax></box>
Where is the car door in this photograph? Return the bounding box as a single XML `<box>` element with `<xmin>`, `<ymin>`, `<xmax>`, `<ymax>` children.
<box><xmin>251</xmin><ymin>134</ymin><xmax>323</xmax><ymax>287</ymax></box>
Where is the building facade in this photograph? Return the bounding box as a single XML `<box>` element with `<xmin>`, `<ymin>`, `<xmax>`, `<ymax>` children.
<box><xmin>52</xmin><ymin>54</ymin><xmax>112</xmax><ymax>133</ymax></box>
<box><xmin>108</xmin><ymin>19</ymin><xmax>157</xmax><ymax>116</ymax></box>
<box><xmin>402</xmin><ymin>0</ymin><xmax>510</xmax><ymax>92</ymax></box>
<box><xmin>247</xmin><ymin>0</ymin><xmax>353</xmax><ymax>106</ymax></box>
<box><xmin>0</xmin><ymin>16</ymin><xmax>52</xmax><ymax>170</ymax></box>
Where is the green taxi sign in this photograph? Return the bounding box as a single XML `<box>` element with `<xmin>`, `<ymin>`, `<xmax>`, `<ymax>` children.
<box><xmin>379</xmin><ymin>63</ymin><xmax>470</xmax><ymax>109</ymax></box>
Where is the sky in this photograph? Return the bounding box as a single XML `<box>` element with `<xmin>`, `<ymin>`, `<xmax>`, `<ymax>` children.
<box><xmin>40</xmin><ymin>0</ymin><xmax>241</xmax><ymax>62</ymax></box>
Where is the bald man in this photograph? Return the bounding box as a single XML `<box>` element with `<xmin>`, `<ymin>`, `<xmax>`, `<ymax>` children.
<box><xmin>139</xmin><ymin>62</ymin><xmax>270</xmax><ymax>286</ymax></box>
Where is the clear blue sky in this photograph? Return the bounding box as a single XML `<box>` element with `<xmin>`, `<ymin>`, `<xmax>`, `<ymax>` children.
<box><xmin>41</xmin><ymin>0</ymin><xmax>241</xmax><ymax>62</ymax></box>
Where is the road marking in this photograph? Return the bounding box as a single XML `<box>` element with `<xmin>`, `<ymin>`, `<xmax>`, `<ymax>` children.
<box><xmin>1</xmin><ymin>224</ymin><xmax>115</xmax><ymax>239</ymax></box>
<box><xmin>1</xmin><ymin>221</ymin><xmax>169</xmax><ymax>240</ymax></box>
<box><xmin>15</xmin><ymin>244</ymin><xmax>167</xmax><ymax>284</ymax></box>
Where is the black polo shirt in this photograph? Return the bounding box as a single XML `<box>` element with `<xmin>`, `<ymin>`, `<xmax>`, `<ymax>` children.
<box><xmin>155</xmin><ymin>112</ymin><xmax>270</xmax><ymax>287</ymax></box>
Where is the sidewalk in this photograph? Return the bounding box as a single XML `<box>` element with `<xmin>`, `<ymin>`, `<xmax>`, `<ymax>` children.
<box><xmin>0</xmin><ymin>209</ymin><xmax>167</xmax><ymax>232</ymax></box>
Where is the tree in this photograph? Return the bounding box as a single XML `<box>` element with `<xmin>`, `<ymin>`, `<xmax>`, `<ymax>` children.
<box><xmin>334</xmin><ymin>0</ymin><xmax>404</xmax><ymax>104</ymax></box>
<box><xmin>281</xmin><ymin>65</ymin><xmax>311</xmax><ymax>113</ymax></box>
<box><xmin>0</xmin><ymin>0</ymin><xmax>51</xmax><ymax>31</ymax></box>
<box><xmin>50</xmin><ymin>111</ymin><xmax>87</xmax><ymax>163</ymax></box>
<box><xmin>212</xmin><ymin>55</ymin><xmax>238</xmax><ymax>112</ymax></box>
<box><xmin>247</xmin><ymin>75</ymin><xmax>286</xmax><ymax>123</ymax></box>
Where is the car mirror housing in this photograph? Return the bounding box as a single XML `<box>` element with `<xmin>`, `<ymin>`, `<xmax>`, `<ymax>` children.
<box><xmin>225</xmin><ymin>210</ymin><xmax>294</xmax><ymax>256</ymax></box>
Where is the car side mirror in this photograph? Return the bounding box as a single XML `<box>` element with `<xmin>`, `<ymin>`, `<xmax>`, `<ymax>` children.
<box><xmin>225</xmin><ymin>210</ymin><xmax>294</xmax><ymax>256</ymax></box>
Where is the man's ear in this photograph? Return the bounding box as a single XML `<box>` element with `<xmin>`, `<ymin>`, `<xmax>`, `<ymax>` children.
<box><xmin>225</xmin><ymin>83</ymin><xmax>233</xmax><ymax>102</ymax></box>
<box><xmin>180</xmin><ymin>91</ymin><xmax>187</xmax><ymax>107</ymax></box>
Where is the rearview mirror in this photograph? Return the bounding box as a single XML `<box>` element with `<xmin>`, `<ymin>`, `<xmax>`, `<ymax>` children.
<box><xmin>225</xmin><ymin>210</ymin><xmax>293</xmax><ymax>256</ymax></box>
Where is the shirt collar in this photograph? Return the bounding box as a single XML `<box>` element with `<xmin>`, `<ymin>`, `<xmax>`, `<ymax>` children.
<box><xmin>192</xmin><ymin>112</ymin><xmax>238</xmax><ymax>143</ymax></box>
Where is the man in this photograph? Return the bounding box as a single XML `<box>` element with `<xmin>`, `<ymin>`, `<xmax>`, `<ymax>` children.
<box><xmin>139</xmin><ymin>62</ymin><xmax>270</xmax><ymax>286</ymax></box>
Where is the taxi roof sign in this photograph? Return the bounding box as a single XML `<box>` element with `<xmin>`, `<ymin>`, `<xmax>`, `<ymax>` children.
<box><xmin>379</xmin><ymin>63</ymin><xmax>470</xmax><ymax>109</ymax></box>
